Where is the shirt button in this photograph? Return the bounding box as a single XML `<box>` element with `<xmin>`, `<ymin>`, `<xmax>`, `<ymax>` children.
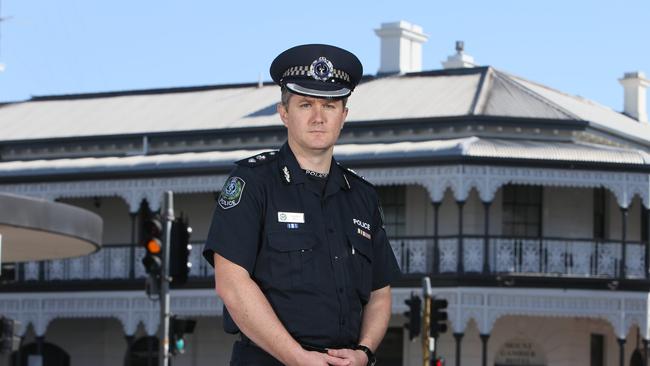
<box><xmin>334</xmin><ymin>256</ymin><xmax>339</xmax><ymax>260</ymax></box>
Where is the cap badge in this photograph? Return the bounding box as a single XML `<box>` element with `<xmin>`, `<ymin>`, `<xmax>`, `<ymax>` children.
<box><xmin>309</xmin><ymin>57</ymin><xmax>334</xmax><ymax>81</ymax></box>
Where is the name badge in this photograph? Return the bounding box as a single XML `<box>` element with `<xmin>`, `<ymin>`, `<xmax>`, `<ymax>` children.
<box><xmin>278</xmin><ymin>212</ymin><xmax>305</xmax><ymax>223</ymax></box>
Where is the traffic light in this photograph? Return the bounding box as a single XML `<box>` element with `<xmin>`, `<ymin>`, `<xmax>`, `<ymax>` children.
<box><xmin>170</xmin><ymin>217</ymin><xmax>192</xmax><ymax>286</ymax></box>
<box><xmin>0</xmin><ymin>317</ymin><xmax>20</xmax><ymax>354</ymax></box>
<box><xmin>403</xmin><ymin>292</ymin><xmax>421</xmax><ymax>340</ymax></box>
<box><xmin>169</xmin><ymin>316</ymin><xmax>196</xmax><ymax>356</ymax></box>
<box><xmin>430</xmin><ymin>297</ymin><xmax>448</xmax><ymax>338</ymax></box>
<box><xmin>141</xmin><ymin>217</ymin><xmax>163</xmax><ymax>276</ymax></box>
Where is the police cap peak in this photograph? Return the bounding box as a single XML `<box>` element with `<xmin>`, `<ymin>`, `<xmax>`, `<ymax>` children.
<box><xmin>270</xmin><ymin>44</ymin><xmax>363</xmax><ymax>99</ymax></box>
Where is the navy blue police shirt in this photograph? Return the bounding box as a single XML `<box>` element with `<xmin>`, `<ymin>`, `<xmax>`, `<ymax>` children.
<box><xmin>203</xmin><ymin>142</ymin><xmax>401</xmax><ymax>348</ymax></box>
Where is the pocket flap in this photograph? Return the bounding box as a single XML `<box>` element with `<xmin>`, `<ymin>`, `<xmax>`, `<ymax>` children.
<box><xmin>347</xmin><ymin>233</ymin><xmax>373</xmax><ymax>262</ymax></box>
<box><xmin>267</xmin><ymin>231</ymin><xmax>316</xmax><ymax>252</ymax></box>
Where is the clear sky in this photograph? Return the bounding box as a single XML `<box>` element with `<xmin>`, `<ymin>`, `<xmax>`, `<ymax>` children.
<box><xmin>0</xmin><ymin>0</ymin><xmax>648</xmax><ymax>112</ymax></box>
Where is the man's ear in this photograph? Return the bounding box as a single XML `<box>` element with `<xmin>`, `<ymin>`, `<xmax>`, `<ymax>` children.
<box><xmin>340</xmin><ymin>107</ymin><xmax>349</xmax><ymax>129</ymax></box>
<box><xmin>277</xmin><ymin>103</ymin><xmax>289</xmax><ymax>127</ymax></box>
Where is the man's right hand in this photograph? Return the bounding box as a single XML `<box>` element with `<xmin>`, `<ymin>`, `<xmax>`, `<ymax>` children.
<box><xmin>287</xmin><ymin>349</ymin><xmax>350</xmax><ymax>366</ymax></box>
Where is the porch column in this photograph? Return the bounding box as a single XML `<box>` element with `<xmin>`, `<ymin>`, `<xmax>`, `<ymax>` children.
<box><xmin>621</xmin><ymin>208</ymin><xmax>628</xmax><ymax>278</ymax></box>
<box><xmin>147</xmin><ymin>336</ymin><xmax>155</xmax><ymax>366</ymax></box>
<box><xmin>618</xmin><ymin>338</ymin><xmax>625</xmax><ymax>366</ymax></box>
<box><xmin>14</xmin><ymin>335</ymin><xmax>24</xmax><ymax>366</ymax></box>
<box><xmin>433</xmin><ymin>201</ymin><xmax>441</xmax><ymax>274</ymax></box>
<box><xmin>646</xmin><ymin>207</ymin><xmax>650</xmax><ymax>280</ymax></box>
<box><xmin>481</xmin><ymin>334</ymin><xmax>490</xmax><ymax>366</ymax></box>
<box><xmin>36</xmin><ymin>335</ymin><xmax>44</xmax><ymax>357</ymax></box>
<box><xmin>129</xmin><ymin>212</ymin><xmax>137</xmax><ymax>279</ymax></box>
<box><xmin>454</xmin><ymin>332</ymin><xmax>464</xmax><ymax>366</ymax></box>
<box><xmin>125</xmin><ymin>335</ymin><xmax>135</xmax><ymax>366</ymax></box>
<box><xmin>482</xmin><ymin>201</ymin><xmax>492</xmax><ymax>273</ymax></box>
<box><xmin>457</xmin><ymin>201</ymin><xmax>465</xmax><ymax>273</ymax></box>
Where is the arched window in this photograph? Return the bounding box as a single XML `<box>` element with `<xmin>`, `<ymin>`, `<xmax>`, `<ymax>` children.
<box><xmin>126</xmin><ymin>336</ymin><xmax>159</xmax><ymax>366</ymax></box>
<box><xmin>10</xmin><ymin>342</ymin><xmax>70</xmax><ymax>366</ymax></box>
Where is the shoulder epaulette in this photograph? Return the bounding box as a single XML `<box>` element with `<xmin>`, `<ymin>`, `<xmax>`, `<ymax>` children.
<box><xmin>337</xmin><ymin>163</ymin><xmax>374</xmax><ymax>187</ymax></box>
<box><xmin>236</xmin><ymin>150</ymin><xmax>279</xmax><ymax>167</ymax></box>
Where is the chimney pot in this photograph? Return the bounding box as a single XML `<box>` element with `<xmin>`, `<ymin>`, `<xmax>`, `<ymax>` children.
<box><xmin>442</xmin><ymin>40</ymin><xmax>476</xmax><ymax>69</ymax></box>
<box><xmin>619</xmin><ymin>71</ymin><xmax>649</xmax><ymax>123</ymax></box>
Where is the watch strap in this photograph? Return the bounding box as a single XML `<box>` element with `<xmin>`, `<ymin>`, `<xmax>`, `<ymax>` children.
<box><xmin>354</xmin><ymin>344</ymin><xmax>376</xmax><ymax>366</ymax></box>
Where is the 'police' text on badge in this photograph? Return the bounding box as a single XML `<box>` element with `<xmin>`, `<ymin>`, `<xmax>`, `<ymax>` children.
<box><xmin>218</xmin><ymin>176</ymin><xmax>246</xmax><ymax>210</ymax></box>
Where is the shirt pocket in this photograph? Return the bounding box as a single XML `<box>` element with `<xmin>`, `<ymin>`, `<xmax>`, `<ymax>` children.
<box><xmin>347</xmin><ymin>233</ymin><xmax>373</xmax><ymax>304</ymax></box>
<box><xmin>267</xmin><ymin>231</ymin><xmax>317</xmax><ymax>289</ymax></box>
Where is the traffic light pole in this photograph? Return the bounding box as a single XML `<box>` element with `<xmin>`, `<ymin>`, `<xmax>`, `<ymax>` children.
<box><xmin>159</xmin><ymin>191</ymin><xmax>174</xmax><ymax>366</ymax></box>
<box><xmin>422</xmin><ymin>277</ymin><xmax>432</xmax><ymax>366</ymax></box>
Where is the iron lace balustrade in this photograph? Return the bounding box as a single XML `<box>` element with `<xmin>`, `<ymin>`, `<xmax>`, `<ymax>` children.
<box><xmin>389</xmin><ymin>235</ymin><xmax>648</xmax><ymax>280</ymax></box>
<box><xmin>10</xmin><ymin>237</ymin><xmax>649</xmax><ymax>283</ymax></box>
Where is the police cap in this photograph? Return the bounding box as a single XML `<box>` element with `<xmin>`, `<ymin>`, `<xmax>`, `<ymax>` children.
<box><xmin>270</xmin><ymin>44</ymin><xmax>363</xmax><ymax>99</ymax></box>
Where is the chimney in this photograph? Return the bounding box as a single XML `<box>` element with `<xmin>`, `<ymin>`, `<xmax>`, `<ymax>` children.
<box><xmin>442</xmin><ymin>41</ymin><xmax>476</xmax><ymax>69</ymax></box>
<box><xmin>619</xmin><ymin>71</ymin><xmax>649</xmax><ymax>123</ymax></box>
<box><xmin>374</xmin><ymin>21</ymin><xmax>428</xmax><ymax>74</ymax></box>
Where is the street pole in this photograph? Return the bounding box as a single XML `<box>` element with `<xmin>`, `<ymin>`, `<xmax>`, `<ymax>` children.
<box><xmin>422</xmin><ymin>277</ymin><xmax>432</xmax><ymax>366</ymax></box>
<box><xmin>159</xmin><ymin>191</ymin><xmax>174</xmax><ymax>366</ymax></box>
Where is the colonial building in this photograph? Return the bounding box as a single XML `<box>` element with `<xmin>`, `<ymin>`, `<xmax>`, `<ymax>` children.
<box><xmin>1</xmin><ymin>21</ymin><xmax>649</xmax><ymax>366</ymax></box>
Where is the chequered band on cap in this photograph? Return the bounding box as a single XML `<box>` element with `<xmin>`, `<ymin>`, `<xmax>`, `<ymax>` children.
<box><xmin>281</xmin><ymin>66</ymin><xmax>351</xmax><ymax>83</ymax></box>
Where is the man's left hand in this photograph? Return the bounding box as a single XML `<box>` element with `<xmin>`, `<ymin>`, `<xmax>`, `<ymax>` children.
<box><xmin>327</xmin><ymin>348</ymin><xmax>368</xmax><ymax>366</ymax></box>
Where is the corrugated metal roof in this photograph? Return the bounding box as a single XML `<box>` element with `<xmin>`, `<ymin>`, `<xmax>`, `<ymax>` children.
<box><xmin>1</xmin><ymin>138</ymin><xmax>648</xmax><ymax>179</ymax></box>
<box><xmin>2</xmin><ymin>66</ymin><xmax>650</xmax><ymax>145</ymax></box>
<box><xmin>506</xmin><ymin>73</ymin><xmax>650</xmax><ymax>142</ymax></box>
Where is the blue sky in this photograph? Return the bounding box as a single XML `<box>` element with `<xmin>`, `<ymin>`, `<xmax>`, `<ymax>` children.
<box><xmin>0</xmin><ymin>0</ymin><xmax>648</xmax><ymax>112</ymax></box>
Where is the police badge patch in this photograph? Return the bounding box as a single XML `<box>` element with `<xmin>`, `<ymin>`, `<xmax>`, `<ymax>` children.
<box><xmin>218</xmin><ymin>176</ymin><xmax>246</xmax><ymax>210</ymax></box>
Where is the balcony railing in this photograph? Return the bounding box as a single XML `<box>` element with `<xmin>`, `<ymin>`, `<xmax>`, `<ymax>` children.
<box><xmin>9</xmin><ymin>236</ymin><xmax>649</xmax><ymax>284</ymax></box>
<box><xmin>390</xmin><ymin>235</ymin><xmax>647</xmax><ymax>279</ymax></box>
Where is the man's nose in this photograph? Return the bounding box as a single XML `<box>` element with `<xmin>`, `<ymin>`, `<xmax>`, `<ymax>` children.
<box><xmin>310</xmin><ymin>106</ymin><xmax>325</xmax><ymax>123</ymax></box>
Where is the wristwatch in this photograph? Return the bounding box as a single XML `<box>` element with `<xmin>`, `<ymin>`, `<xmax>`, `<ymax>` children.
<box><xmin>354</xmin><ymin>344</ymin><xmax>376</xmax><ymax>366</ymax></box>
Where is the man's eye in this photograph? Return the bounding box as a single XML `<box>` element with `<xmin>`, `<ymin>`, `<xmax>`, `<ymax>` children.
<box><xmin>324</xmin><ymin>104</ymin><xmax>335</xmax><ymax>109</ymax></box>
<box><xmin>299</xmin><ymin>103</ymin><xmax>311</xmax><ymax>108</ymax></box>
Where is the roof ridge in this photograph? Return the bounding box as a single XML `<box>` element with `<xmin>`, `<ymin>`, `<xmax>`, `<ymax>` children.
<box><xmin>470</xmin><ymin>67</ymin><xmax>492</xmax><ymax>115</ymax></box>
<box><xmin>491</xmin><ymin>69</ymin><xmax>581</xmax><ymax>120</ymax></box>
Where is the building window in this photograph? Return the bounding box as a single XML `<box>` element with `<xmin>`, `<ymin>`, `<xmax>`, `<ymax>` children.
<box><xmin>594</xmin><ymin>188</ymin><xmax>608</xmax><ymax>240</ymax></box>
<box><xmin>502</xmin><ymin>185</ymin><xmax>542</xmax><ymax>237</ymax></box>
<box><xmin>376</xmin><ymin>186</ymin><xmax>406</xmax><ymax>237</ymax></box>
<box><xmin>590</xmin><ymin>334</ymin><xmax>604</xmax><ymax>366</ymax></box>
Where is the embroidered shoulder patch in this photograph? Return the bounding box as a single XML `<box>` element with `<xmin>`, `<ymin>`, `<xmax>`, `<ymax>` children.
<box><xmin>218</xmin><ymin>176</ymin><xmax>246</xmax><ymax>210</ymax></box>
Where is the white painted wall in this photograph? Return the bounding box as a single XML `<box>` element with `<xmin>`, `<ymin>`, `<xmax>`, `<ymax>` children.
<box><xmin>543</xmin><ymin>187</ymin><xmax>592</xmax><ymax>238</ymax></box>
<box><xmin>609</xmin><ymin>194</ymin><xmax>642</xmax><ymax>241</ymax></box>
<box><xmin>174</xmin><ymin>192</ymin><xmax>218</xmax><ymax>242</ymax></box>
<box><xmin>61</xmin><ymin>197</ymin><xmax>132</xmax><ymax>245</ymax></box>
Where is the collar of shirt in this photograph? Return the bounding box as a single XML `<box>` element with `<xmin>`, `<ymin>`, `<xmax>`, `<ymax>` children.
<box><xmin>278</xmin><ymin>142</ymin><xmax>351</xmax><ymax>196</ymax></box>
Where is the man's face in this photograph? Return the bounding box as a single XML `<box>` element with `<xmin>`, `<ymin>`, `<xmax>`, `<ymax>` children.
<box><xmin>278</xmin><ymin>93</ymin><xmax>348</xmax><ymax>154</ymax></box>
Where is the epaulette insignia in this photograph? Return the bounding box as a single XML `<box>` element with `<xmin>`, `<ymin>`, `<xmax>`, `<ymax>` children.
<box><xmin>337</xmin><ymin>163</ymin><xmax>373</xmax><ymax>187</ymax></box>
<box><xmin>236</xmin><ymin>150</ymin><xmax>279</xmax><ymax>167</ymax></box>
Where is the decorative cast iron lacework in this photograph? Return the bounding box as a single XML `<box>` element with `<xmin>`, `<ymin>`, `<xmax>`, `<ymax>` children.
<box><xmin>16</xmin><ymin>237</ymin><xmax>647</xmax><ymax>282</ymax></box>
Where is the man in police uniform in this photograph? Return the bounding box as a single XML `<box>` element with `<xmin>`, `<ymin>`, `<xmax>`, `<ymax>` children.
<box><xmin>204</xmin><ymin>44</ymin><xmax>401</xmax><ymax>366</ymax></box>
